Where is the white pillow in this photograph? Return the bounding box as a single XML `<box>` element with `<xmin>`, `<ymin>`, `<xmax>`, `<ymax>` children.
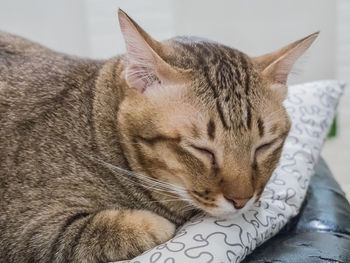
<box><xmin>115</xmin><ymin>80</ymin><xmax>345</xmax><ymax>263</ymax></box>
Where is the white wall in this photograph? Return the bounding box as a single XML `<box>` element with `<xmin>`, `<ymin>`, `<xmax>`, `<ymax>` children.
<box><xmin>0</xmin><ymin>0</ymin><xmax>89</xmax><ymax>56</ymax></box>
<box><xmin>84</xmin><ymin>0</ymin><xmax>175</xmax><ymax>57</ymax></box>
<box><xmin>172</xmin><ymin>0</ymin><xmax>336</xmax><ymax>84</ymax></box>
<box><xmin>322</xmin><ymin>0</ymin><xmax>350</xmax><ymax>200</ymax></box>
<box><xmin>0</xmin><ymin>0</ymin><xmax>337</xmax><ymax>85</ymax></box>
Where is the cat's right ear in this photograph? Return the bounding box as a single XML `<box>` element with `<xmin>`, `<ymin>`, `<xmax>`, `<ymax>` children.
<box><xmin>118</xmin><ymin>9</ymin><xmax>186</xmax><ymax>94</ymax></box>
<box><xmin>253</xmin><ymin>32</ymin><xmax>319</xmax><ymax>99</ymax></box>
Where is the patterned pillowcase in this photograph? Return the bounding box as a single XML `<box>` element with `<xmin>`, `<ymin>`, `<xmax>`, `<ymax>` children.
<box><xmin>115</xmin><ymin>80</ymin><xmax>345</xmax><ymax>263</ymax></box>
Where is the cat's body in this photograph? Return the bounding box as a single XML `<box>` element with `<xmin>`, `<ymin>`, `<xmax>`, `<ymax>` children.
<box><xmin>0</xmin><ymin>30</ymin><xmax>193</xmax><ymax>262</ymax></box>
<box><xmin>0</xmin><ymin>10</ymin><xmax>318</xmax><ymax>263</ymax></box>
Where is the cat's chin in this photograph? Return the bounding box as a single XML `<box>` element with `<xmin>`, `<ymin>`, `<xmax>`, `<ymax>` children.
<box><xmin>203</xmin><ymin>194</ymin><xmax>257</xmax><ymax>220</ymax></box>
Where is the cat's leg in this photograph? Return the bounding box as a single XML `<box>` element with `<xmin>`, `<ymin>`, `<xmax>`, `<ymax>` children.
<box><xmin>52</xmin><ymin>209</ymin><xmax>175</xmax><ymax>263</ymax></box>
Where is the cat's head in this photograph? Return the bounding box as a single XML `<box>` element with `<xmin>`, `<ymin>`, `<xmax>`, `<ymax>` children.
<box><xmin>117</xmin><ymin>9</ymin><xmax>318</xmax><ymax>217</ymax></box>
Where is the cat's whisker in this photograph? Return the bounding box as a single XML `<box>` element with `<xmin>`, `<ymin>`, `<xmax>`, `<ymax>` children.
<box><xmin>139</xmin><ymin>166</ymin><xmax>188</xmax><ymax>192</ymax></box>
<box><xmin>90</xmin><ymin>160</ymin><xmax>170</xmax><ymax>192</ymax></box>
<box><xmin>135</xmin><ymin>174</ymin><xmax>187</xmax><ymax>193</ymax></box>
<box><xmin>111</xmin><ymin>162</ymin><xmax>186</xmax><ymax>190</ymax></box>
<box><xmin>89</xmin><ymin>156</ymin><xmax>187</xmax><ymax>198</ymax></box>
<box><xmin>131</xmin><ymin>174</ymin><xmax>187</xmax><ymax>194</ymax></box>
<box><xmin>107</xmin><ymin>170</ymin><xmax>190</xmax><ymax>201</ymax></box>
<box><xmin>148</xmin><ymin>198</ymin><xmax>192</xmax><ymax>204</ymax></box>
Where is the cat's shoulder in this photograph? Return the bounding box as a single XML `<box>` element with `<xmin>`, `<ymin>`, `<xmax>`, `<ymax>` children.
<box><xmin>0</xmin><ymin>30</ymin><xmax>47</xmax><ymax>56</ymax></box>
<box><xmin>0</xmin><ymin>31</ymin><xmax>103</xmax><ymax>123</ymax></box>
<box><xmin>0</xmin><ymin>30</ymin><xmax>103</xmax><ymax>86</ymax></box>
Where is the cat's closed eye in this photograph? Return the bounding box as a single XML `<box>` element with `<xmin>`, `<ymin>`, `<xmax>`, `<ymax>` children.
<box><xmin>191</xmin><ymin>145</ymin><xmax>216</xmax><ymax>167</ymax></box>
<box><xmin>255</xmin><ymin>140</ymin><xmax>276</xmax><ymax>156</ymax></box>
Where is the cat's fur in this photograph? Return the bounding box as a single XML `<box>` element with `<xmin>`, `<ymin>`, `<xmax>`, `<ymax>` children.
<box><xmin>0</xmin><ymin>9</ymin><xmax>318</xmax><ymax>263</ymax></box>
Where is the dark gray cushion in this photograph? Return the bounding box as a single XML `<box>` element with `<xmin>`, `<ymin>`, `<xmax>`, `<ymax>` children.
<box><xmin>244</xmin><ymin>157</ymin><xmax>350</xmax><ymax>262</ymax></box>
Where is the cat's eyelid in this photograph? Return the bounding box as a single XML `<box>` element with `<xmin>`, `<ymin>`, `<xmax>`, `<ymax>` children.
<box><xmin>255</xmin><ymin>137</ymin><xmax>280</xmax><ymax>153</ymax></box>
<box><xmin>259</xmin><ymin>137</ymin><xmax>280</xmax><ymax>147</ymax></box>
<box><xmin>191</xmin><ymin>145</ymin><xmax>217</xmax><ymax>167</ymax></box>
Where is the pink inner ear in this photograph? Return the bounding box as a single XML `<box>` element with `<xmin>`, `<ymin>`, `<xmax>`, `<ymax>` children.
<box><xmin>126</xmin><ymin>64</ymin><xmax>160</xmax><ymax>93</ymax></box>
<box><xmin>126</xmin><ymin>64</ymin><xmax>147</xmax><ymax>93</ymax></box>
<box><xmin>122</xmin><ymin>33</ymin><xmax>160</xmax><ymax>93</ymax></box>
<box><xmin>261</xmin><ymin>33</ymin><xmax>319</xmax><ymax>86</ymax></box>
<box><xmin>270</xmin><ymin>56</ymin><xmax>296</xmax><ymax>84</ymax></box>
<box><xmin>274</xmin><ymin>72</ymin><xmax>289</xmax><ymax>84</ymax></box>
<box><xmin>119</xmin><ymin>13</ymin><xmax>161</xmax><ymax>93</ymax></box>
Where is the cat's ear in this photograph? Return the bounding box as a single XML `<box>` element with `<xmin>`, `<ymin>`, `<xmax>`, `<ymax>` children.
<box><xmin>118</xmin><ymin>9</ymin><xmax>185</xmax><ymax>94</ymax></box>
<box><xmin>253</xmin><ymin>32</ymin><xmax>319</xmax><ymax>98</ymax></box>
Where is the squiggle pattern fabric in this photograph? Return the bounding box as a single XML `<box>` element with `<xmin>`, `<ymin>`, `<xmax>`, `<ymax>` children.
<box><xmin>115</xmin><ymin>80</ymin><xmax>345</xmax><ymax>263</ymax></box>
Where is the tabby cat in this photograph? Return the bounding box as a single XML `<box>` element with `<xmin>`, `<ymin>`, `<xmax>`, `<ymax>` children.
<box><xmin>0</xmin><ymin>9</ymin><xmax>318</xmax><ymax>263</ymax></box>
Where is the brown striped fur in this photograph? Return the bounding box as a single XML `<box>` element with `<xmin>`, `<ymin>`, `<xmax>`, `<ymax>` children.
<box><xmin>0</xmin><ymin>9</ymin><xmax>318</xmax><ymax>262</ymax></box>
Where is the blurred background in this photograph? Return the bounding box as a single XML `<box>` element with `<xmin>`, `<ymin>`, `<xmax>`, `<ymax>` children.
<box><xmin>0</xmin><ymin>0</ymin><xmax>349</xmax><ymax>198</ymax></box>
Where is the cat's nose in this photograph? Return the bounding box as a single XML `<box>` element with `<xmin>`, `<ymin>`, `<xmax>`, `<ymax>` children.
<box><xmin>224</xmin><ymin>196</ymin><xmax>250</xmax><ymax>209</ymax></box>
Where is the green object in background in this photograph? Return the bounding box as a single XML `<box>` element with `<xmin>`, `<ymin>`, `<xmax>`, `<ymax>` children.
<box><xmin>328</xmin><ymin>116</ymin><xmax>337</xmax><ymax>138</ymax></box>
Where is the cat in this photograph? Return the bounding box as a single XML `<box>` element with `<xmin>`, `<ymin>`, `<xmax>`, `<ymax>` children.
<box><xmin>0</xmin><ymin>8</ymin><xmax>318</xmax><ymax>263</ymax></box>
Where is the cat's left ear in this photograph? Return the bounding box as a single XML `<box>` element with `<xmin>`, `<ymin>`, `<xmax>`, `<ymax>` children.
<box><xmin>118</xmin><ymin>9</ymin><xmax>187</xmax><ymax>94</ymax></box>
<box><xmin>253</xmin><ymin>32</ymin><xmax>319</xmax><ymax>98</ymax></box>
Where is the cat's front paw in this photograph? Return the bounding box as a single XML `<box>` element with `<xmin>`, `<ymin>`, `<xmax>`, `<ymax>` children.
<box><xmin>124</xmin><ymin>210</ymin><xmax>176</xmax><ymax>249</ymax></box>
<box><xmin>100</xmin><ymin>209</ymin><xmax>175</xmax><ymax>260</ymax></box>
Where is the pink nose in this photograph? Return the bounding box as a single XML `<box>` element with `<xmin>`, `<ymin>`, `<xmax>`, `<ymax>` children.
<box><xmin>224</xmin><ymin>196</ymin><xmax>250</xmax><ymax>209</ymax></box>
